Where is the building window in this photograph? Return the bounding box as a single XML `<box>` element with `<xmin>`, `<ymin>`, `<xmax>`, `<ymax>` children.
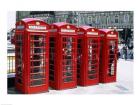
<box><xmin>58</xmin><ymin>18</ymin><xmax>61</xmax><ymax>22</ymax></box>
<box><xmin>101</xmin><ymin>15</ymin><xmax>106</xmax><ymax>24</ymax></box>
<box><xmin>95</xmin><ymin>16</ymin><xmax>100</xmax><ymax>25</ymax></box>
<box><xmin>106</xmin><ymin>16</ymin><xmax>109</xmax><ymax>24</ymax></box>
<box><xmin>88</xmin><ymin>16</ymin><xmax>92</xmax><ymax>23</ymax></box>
<box><xmin>84</xmin><ymin>16</ymin><xmax>87</xmax><ymax>24</ymax></box>
<box><xmin>81</xmin><ymin>15</ymin><xmax>85</xmax><ymax>25</ymax></box>
<box><xmin>124</xmin><ymin>14</ymin><xmax>129</xmax><ymax>23</ymax></box>
<box><xmin>115</xmin><ymin>16</ymin><xmax>119</xmax><ymax>23</ymax></box>
<box><xmin>130</xmin><ymin>15</ymin><xmax>133</xmax><ymax>24</ymax></box>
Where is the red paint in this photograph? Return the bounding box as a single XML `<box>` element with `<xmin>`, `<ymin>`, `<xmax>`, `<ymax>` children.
<box><xmin>77</xmin><ymin>26</ymin><xmax>100</xmax><ymax>86</ymax></box>
<box><xmin>15</xmin><ymin>18</ymin><xmax>49</xmax><ymax>93</ymax></box>
<box><xmin>49</xmin><ymin>22</ymin><xmax>77</xmax><ymax>90</ymax></box>
<box><xmin>99</xmin><ymin>29</ymin><xmax>118</xmax><ymax>83</ymax></box>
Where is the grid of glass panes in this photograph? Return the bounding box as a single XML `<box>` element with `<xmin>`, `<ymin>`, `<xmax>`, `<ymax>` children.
<box><xmin>15</xmin><ymin>35</ymin><xmax>23</xmax><ymax>84</ymax></box>
<box><xmin>49</xmin><ymin>37</ymin><xmax>55</xmax><ymax>81</ymax></box>
<box><xmin>30</xmin><ymin>34</ymin><xmax>46</xmax><ymax>86</ymax></box>
<box><xmin>99</xmin><ymin>40</ymin><xmax>103</xmax><ymax>75</ymax></box>
<box><xmin>108</xmin><ymin>40</ymin><xmax>117</xmax><ymax>76</ymax></box>
<box><xmin>77</xmin><ymin>39</ymin><xmax>82</xmax><ymax>79</ymax></box>
<box><xmin>62</xmin><ymin>37</ymin><xmax>75</xmax><ymax>82</ymax></box>
<box><xmin>87</xmin><ymin>39</ymin><xmax>98</xmax><ymax>79</ymax></box>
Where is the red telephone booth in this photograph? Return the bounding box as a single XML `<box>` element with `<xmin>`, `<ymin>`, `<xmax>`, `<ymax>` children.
<box><xmin>15</xmin><ymin>18</ymin><xmax>49</xmax><ymax>93</ymax></box>
<box><xmin>49</xmin><ymin>22</ymin><xmax>77</xmax><ymax>90</ymax></box>
<box><xmin>99</xmin><ymin>29</ymin><xmax>118</xmax><ymax>83</ymax></box>
<box><xmin>77</xmin><ymin>26</ymin><xmax>100</xmax><ymax>86</ymax></box>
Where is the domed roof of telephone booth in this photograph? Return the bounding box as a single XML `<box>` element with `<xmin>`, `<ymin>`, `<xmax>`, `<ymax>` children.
<box><xmin>16</xmin><ymin>18</ymin><xmax>49</xmax><ymax>27</ymax></box>
<box><xmin>78</xmin><ymin>25</ymin><xmax>98</xmax><ymax>32</ymax></box>
<box><xmin>51</xmin><ymin>22</ymin><xmax>77</xmax><ymax>30</ymax></box>
<box><xmin>99</xmin><ymin>29</ymin><xmax>118</xmax><ymax>35</ymax></box>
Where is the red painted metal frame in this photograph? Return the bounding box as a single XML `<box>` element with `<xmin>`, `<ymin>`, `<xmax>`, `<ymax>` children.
<box><xmin>99</xmin><ymin>29</ymin><xmax>118</xmax><ymax>83</ymax></box>
<box><xmin>77</xmin><ymin>26</ymin><xmax>100</xmax><ymax>86</ymax></box>
<box><xmin>15</xmin><ymin>18</ymin><xmax>49</xmax><ymax>93</ymax></box>
<box><xmin>49</xmin><ymin>22</ymin><xmax>77</xmax><ymax>90</ymax></box>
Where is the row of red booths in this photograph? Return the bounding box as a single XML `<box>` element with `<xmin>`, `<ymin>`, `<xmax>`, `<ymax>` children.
<box><xmin>14</xmin><ymin>18</ymin><xmax>118</xmax><ymax>93</ymax></box>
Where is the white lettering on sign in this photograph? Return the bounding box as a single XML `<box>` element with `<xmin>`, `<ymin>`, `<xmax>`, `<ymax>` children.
<box><xmin>108</xmin><ymin>34</ymin><xmax>116</xmax><ymax>37</ymax></box>
<box><xmin>61</xmin><ymin>29</ymin><xmax>75</xmax><ymax>33</ymax></box>
<box><xmin>77</xmin><ymin>32</ymin><xmax>84</xmax><ymax>35</ymax></box>
<box><xmin>28</xmin><ymin>25</ymin><xmax>46</xmax><ymax>30</ymax></box>
<box><xmin>49</xmin><ymin>29</ymin><xmax>57</xmax><ymax>32</ymax></box>
<box><xmin>87</xmin><ymin>32</ymin><xmax>98</xmax><ymax>35</ymax></box>
<box><xmin>17</xmin><ymin>25</ymin><xmax>24</xmax><ymax>30</ymax></box>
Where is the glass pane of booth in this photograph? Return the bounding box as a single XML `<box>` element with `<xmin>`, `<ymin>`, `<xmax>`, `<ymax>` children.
<box><xmin>30</xmin><ymin>34</ymin><xmax>46</xmax><ymax>86</ymax></box>
<box><xmin>62</xmin><ymin>37</ymin><xmax>75</xmax><ymax>82</ymax></box>
<box><xmin>77</xmin><ymin>39</ymin><xmax>82</xmax><ymax>79</ymax></box>
<box><xmin>49</xmin><ymin>37</ymin><xmax>55</xmax><ymax>81</ymax></box>
<box><xmin>108</xmin><ymin>40</ymin><xmax>117</xmax><ymax>76</ymax></box>
<box><xmin>87</xmin><ymin>39</ymin><xmax>98</xmax><ymax>79</ymax></box>
<box><xmin>16</xmin><ymin>35</ymin><xmax>23</xmax><ymax>84</ymax></box>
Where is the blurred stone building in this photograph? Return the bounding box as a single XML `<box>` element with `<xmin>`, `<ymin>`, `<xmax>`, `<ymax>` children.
<box><xmin>16</xmin><ymin>11</ymin><xmax>133</xmax><ymax>45</ymax></box>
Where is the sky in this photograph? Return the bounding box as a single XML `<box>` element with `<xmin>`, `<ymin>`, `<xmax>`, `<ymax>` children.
<box><xmin>7</xmin><ymin>11</ymin><xmax>16</xmax><ymax>31</ymax></box>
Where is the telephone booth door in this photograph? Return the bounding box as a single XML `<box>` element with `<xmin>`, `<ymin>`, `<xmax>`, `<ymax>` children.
<box><xmin>61</xmin><ymin>36</ymin><xmax>77</xmax><ymax>89</ymax></box>
<box><xmin>49</xmin><ymin>22</ymin><xmax>77</xmax><ymax>90</ymax></box>
<box><xmin>15</xmin><ymin>18</ymin><xmax>49</xmax><ymax>93</ymax></box>
<box><xmin>77</xmin><ymin>26</ymin><xmax>100</xmax><ymax>86</ymax></box>
<box><xmin>86</xmin><ymin>37</ymin><xmax>100</xmax><ymax>85</ymax></box>
<box><xmin>29</xmin><ymin>33</ymin><xmax>49</xmax><ymax>92</ymax></box>
<box><xmin>106</xmin><ymin>39</ymin><xmax>118</xmax><ymax>82</ymax></box>
<box><xmin>99</xmin><ymin>29</ymin><xmax>118</xmax><ymax>83</ymax></box>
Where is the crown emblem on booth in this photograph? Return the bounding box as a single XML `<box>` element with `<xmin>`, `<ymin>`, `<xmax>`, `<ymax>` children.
<box><xmin>36</xmin><ymin>22</ymin><xmax>40</xmax><ymax>25</ymax></box>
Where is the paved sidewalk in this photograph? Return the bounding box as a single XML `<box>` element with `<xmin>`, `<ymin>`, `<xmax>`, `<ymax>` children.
<box><xmin>8</xmin><ymin>59</ymin><xmax>133</xmax><ymax>94</ymax></box>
